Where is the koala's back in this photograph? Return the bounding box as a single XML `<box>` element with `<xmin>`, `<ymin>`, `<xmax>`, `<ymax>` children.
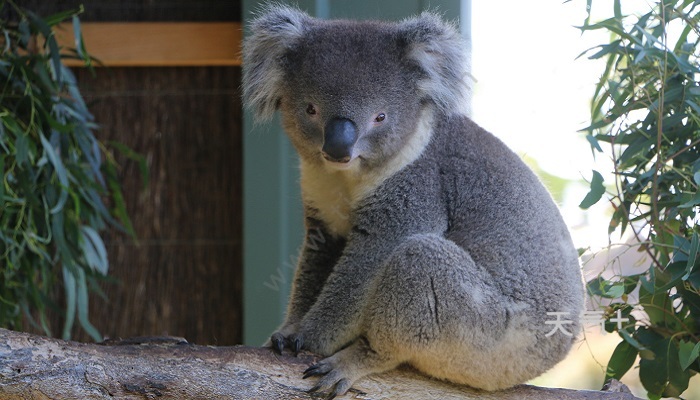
<box><xmin>397</xmin><ymin>115</ymin><xmax>583</xmax><ymax>314</ymax></box>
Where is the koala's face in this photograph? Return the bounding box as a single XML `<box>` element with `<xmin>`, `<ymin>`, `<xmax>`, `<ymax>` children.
<box><xmin>279</xmin><ymin>23</ymin><xmax>425</xmax><ymax>170</ymax></box>
<box><xmin>243</xmin><ymin>6</ymin><xmax>469</xmax><ymax>171</ymax></box>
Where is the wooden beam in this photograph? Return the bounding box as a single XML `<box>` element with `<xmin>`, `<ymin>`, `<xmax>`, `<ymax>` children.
<box><xmin>55</xmin><ymin>22</ymin><xmax>242</xmax><ymax>67</ymax></box>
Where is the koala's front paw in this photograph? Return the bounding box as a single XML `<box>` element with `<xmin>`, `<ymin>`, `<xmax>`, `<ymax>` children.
<box><xmin>268</xmin><ymin>325</ymin><xmax>304</xmax><ymax>355</ymax></box>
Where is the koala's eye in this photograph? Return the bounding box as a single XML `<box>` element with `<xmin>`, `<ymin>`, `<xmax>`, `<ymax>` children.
<box><xmin>306</xmin><ymin>104</ymin><xmax>317</xmax><ymax>115</ymax></box>
<box><xmin>375</xmin><ymin>113</ymin><xmax>386</xmax><ymax>123</ymax></box>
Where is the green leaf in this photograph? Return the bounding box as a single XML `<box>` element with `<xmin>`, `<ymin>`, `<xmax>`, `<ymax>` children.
<box><xmin>0</xmin><ymin>154</ymin><xmax>5</xmax><ymax>201</ymax></box>
<box><xmin>80</xmin><ymin>226</ymin><xmax>108</xmax><ymax>275</ymax></box>
<box><xmin>61</xmin><ymin>266</ymin><xmax>77</xmax><ymax>340</ymax></box>
<box><xmin>577</xmin><ymin>17</ymin><xmax>632</xmax><ymax>41</ymax></box>
<box><xmin>109</xmin><ymin>140</ymin><xmax>150</xmax><ymax>189</ymax></box>
<box><xmin>673</xmin><ymin>235</ymin><xmax>690</xmax><ymax>264</ymax></box>
<box><xmin>72</xmin><ymin>15</ymin><xmax>90</xmax><ymax>65</ymax></box>
<box><xmin>17</xmin><ymin>19</ymin><xmax>31</xmax><ymax>48</ymax></box>
<box><xmin>665</xmin><ymin>343</ymin><xmax>692</xmax><ymax>397</ymax></box>
<box><xmin>639</xmin><ymin>340</ymin><xmax>667</xmax><ymax>397</ymax></box>
<box><xmin>580</xmin><ymin>170</ymin><xmax>605</xmax><ymax>209</ymax></box>
<box><xmin>585</xmin><ymin>42</ymin><xmax>625</xmax><ymax>60</ymax></box>
<box><xmin>687</xmin><ymin>100</ymin><xmax>700</xmax><ymax>117</ymax></box>
<box><xmin>75</xmin><ymin>268</ymin><xmax>102</xmax><ymax>342</ymax></box>
<box><xmin>674</xmin><ymin>22</ymin><xmax>694</xmax><ymax>53</ymax></box>
<box><xmin>618</xmin><ymin>136</ymin><xmax>652</xmax><ymax>169</ymax></box>
<box><xmin>585</xmin><ymin>134</ymin><xmax>603</xmax><ymax>153</ymax></box>
<box><xmin>587</xmin><ymin>276</ymin><xmax>636</xmax><ymax>299</ymax></box>
<box><xmin>75</xmin><ymin>129</ymin><xmax>104</xmax><ymax>187</ymax></box>
<box><xmin>687</xmin><ymin>269</ymin><xmax>700</xmax><ymax>291</ymax></box>
<box><xmin>633</xmin><ymin>24</ymin><xmax>668</xmax><ymax>52</ymax></box>
<box><xmin>583</xmin><ymin>0</ymin><xmax>592</xmax><ymax>27</ymax></box>
<box><xmin>678</xmin><ymin>191</ymin><xmax>700</xmax><ymax>208</ymax></box>
<box><xmin>605</xmin><ymin>340</ymin><xmax>637</xmax><ymax>382</ymax></box>
<box><xmin>679</xmin><ymin>341</ymin><xmax>700</xmax><ymax>371</ymax></box>
<box><xmin>39</xmin><ymin>133</ymin><xmax>70</xmax><ymax>214</ymax></box>
<box><xmin>26</xmin><ymin>11</ymin><xmax>62</xmax><ymax>85</ymax></box>
<box><xmin>651</xmin><ymin>261</ymin><xmax>687</xmax><ymax>297</ymax></box>
<box><xmin>43</xmin><ymin>7</ymin><xmax>82</xmax><ymax>27</ymax></box>
<box><xmin>103</xmin><ymin>160</ymin><xmax>136</xmax><ymax>238</ymax></box>
<box><xmin>51</xmin><ymin>210</ymin><xmax>73</xmax><ymax>265</ymax></box>
<box><xmin>606</xmin><ymin>285</ymin><xmax>624</xmax><ymax>298</ymax></box>
<box><xmin>580</xmin><ymin>117</ymin><xmax>613</xmax><ymax>133</ymax></box>
<box><xmin>620</xmin><ymin>329</ymin><xmax>655</xmax><ymax>360</ymax></box>
<box><xmin>16</xmin><ymin>134</ymin><xmax>29</xmax><ymax>166</ymax></box>
<box><xmin>683</xmin><ymin>231</ymin><xmax>699</xmax><ymax>280</ymax></box>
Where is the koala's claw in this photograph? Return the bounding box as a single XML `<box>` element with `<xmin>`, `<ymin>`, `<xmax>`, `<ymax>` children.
<box><xmin>269</xmin><ymin>331</ymin><xmax>304</xmax><ymax>355</ymax></box>
<box><xmin>307</xmin><ymin>378</ymin><xmax>351</xmax><ymax>400</ymax></box>
<box><xmin>304</xmin><ymin>361</ymin><xmax>352</xmax><ymax>399</ymax></box>
<box><xmin>291</xmin><ymin>334</ymin><xmax>303</xmax><ymax>355</ymax></box>
<box><xmin>270</xmin><ymin>332</ymin><xmax>285</xmax><ymax>354</ymax></box>
<box><xmin>303</xmin><ymin>362</ymin><xmax>331</xmax><ymax>379</ymax></box>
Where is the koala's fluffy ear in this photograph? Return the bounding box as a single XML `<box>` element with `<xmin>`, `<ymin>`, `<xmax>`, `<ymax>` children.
<box><xmin>397</xmin><ymin>12</ymin><xmax>471</xmax><ymax>116</ymax></box>
<box><xmin>243</xmin><ymin>5</ymin><xmax>311</xmax><ymax>120</ymax></box>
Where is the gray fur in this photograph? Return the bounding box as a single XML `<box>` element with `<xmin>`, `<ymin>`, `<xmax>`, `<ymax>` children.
<box><xmin>243</xmin><ymin>5</ymin><xmax>584</xmax><ymax>396</ymax></box>
<box><xmin>397</xmin><ymin>12</ymin><xmax>472</xmax><ymax>115</ymax></box>
<box><xmin>243</xmin><ymin>4</ymin><xmax>311</xmax><ymax>120</ymax></box>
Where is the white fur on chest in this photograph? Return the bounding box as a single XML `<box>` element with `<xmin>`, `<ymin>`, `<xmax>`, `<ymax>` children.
<box><xmin>300</xmin><ymin>110</ymin><xmax>434</xmax><ymax>238</ymax></box>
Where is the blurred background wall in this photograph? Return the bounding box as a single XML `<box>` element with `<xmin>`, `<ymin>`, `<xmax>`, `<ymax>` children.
<box><xmin>20</xmin><ymin>0</ymin><xmax>244</xmax><ymax>345</ymax></box>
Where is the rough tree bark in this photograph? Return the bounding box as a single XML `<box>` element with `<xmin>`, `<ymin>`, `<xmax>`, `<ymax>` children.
<box><xmin>0</xmin><ymin>328</ymin><xmax>640</xmax><ymax>399</ymax></box>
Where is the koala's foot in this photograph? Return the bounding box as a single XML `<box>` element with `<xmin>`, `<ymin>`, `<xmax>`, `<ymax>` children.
<box><xmin>268</xmin><ymin>324</ymin><xmax>304</xmax><ymax>355</ymax></box>
<box><xmin>304</xmin><ymin>337</ymin><xmax>400</xmax><ymax>399</ymax></box>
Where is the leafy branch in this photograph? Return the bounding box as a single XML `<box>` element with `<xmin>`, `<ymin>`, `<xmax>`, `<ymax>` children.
<box><xmin>578</xmin><ymin>0</ymin><xmax>700</xmax><ymax>398</ymax></box>
<box><xmin>0</xmin><ymin>1</ymin><xmax>140</xmax><ymax>341</ymax></box>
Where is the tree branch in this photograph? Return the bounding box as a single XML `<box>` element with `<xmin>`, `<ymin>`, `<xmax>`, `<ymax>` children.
<box><xmin>0</xmin><ymin>328</ymin><xmax>640</xmax><ymax>399</ymax></box>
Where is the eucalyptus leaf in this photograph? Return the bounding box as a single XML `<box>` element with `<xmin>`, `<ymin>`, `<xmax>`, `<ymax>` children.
<box><xmin>620</xmin><ymin>329</ymin><xmax>654</xmax><ymax>360</ymax></box>
<box><xmin>0</xmin><ymin>154</ymin><xmax>5</xmax><ymax>201</ymax></box>
<box><xmin>43</xmin><ymin>7</ymin><xmax>82</xmax><ymax>27</ymax></box>
<box><xmin>80</xmin><ymin>226</ymin><xmax>109</xmax><ymax>275</ymax></box>
<box><xmin>72</xmin><ymin>15</ymin><xmax>90</xmax><ymax>65</ymax></box>
<box><xmin>61</xmin><ymin>266</ymin><xmax>77</xmax><ymax>340</ymax></box>
<box><xmin>683</xmin><ymin>232</ymin><xmax>699</xmax><ymax>280</ymax></box>
<box><xmin>605</xmin><ymin>340</ymin><xmax>637</xmax><ymax>382</ymax></box>
<box><xmin>39</xmin><ymin>134</ymin><xmax>69</xmax><ymax>214</ymax></box>
<box><xmin>75</xmin><ymin>268</ymin><xmax>102</xmax><ymax>342</ymax></box>
<box><xmin>678</xmin><ymin>191</ymin><xmax>700</xmax><ymax>208</ymax></box>
<box><xmin>679</xmin><ymin>340</ymin><xmax>700</xmax><ymax>371</ymax></box>
<box><xmin>579</xmin><ymin>170</ymin><xmax>605</xmax><ymax>209</ymax></box>
<box><xmin>26</xmin><ymin>11</ymin><xmax>62</xmax><ymax>85</ymax></box>
<box><xmin>585</xmin><ymin>134</ymin><xmax>603</xmax><ymax>153</ymax></box>
<box><xmin>15</xmin><ymin>134</ymin><xmax>28</xmax><ymax>166</ymax></box>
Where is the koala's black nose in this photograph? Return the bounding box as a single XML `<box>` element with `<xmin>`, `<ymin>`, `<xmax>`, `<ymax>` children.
<box><xmin>322</xmin><ymin>118</ymin><xmax>358</xmax><ymax>163</ymax></box>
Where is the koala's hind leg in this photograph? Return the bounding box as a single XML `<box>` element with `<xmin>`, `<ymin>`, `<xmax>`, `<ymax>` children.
<box><xmin>366</xmin><ymin>233</ymin><xmax>539</xmax><ymax>391</ymax></box>
<box><xmin>305</xmin><ymin>233</ymin><xmax>536</xmax><ymax>396</ymax></box>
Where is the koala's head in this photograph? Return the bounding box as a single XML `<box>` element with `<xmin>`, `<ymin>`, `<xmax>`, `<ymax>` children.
<box><xmin>243</xmin><ymin>5</ymin><xmax>470</xmax><ymax>170</ymax></box>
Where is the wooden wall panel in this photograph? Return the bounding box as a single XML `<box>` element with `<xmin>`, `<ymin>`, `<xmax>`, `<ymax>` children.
<box><xmin>67</xmin><ymin>67</ymin><xmax>243</xmax><ymax>345</ymax></box>
<box><xmin>56</xmin><ymin>22</ymin><xmax>243</xmax><ymax>66</ymax></box>
<box><xmin>17</xmin><ymin>0</ymin><xmax>240</xmax><ymax>22</ymax></box>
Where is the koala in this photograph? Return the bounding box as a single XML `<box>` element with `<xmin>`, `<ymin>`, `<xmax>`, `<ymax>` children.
<box><xmin>243</xmin><ymin>5</ymin><xmax>584</xmax><ymax>398</ymax></box>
